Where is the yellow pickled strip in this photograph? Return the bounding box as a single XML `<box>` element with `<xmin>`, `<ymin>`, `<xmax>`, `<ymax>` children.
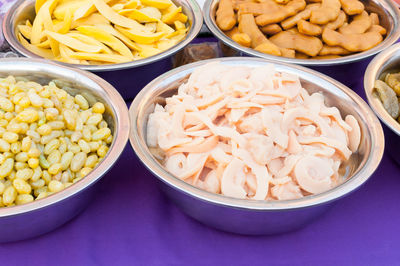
<box><xmin>18</xmin><ymin>33</ymin><xmax>54</xmax><ymax>59</ymax></box>
<box><xmin>69</xmin><ymin>52</ymin><xmax>131</xmax><ymax>63</ymax></box>
<box><xmin>92</xmin><ymin>0</ymin><xmax>148</xmax><ymax>31</ymax></box>
<box><xmin>36</xmin><ymin>39</ymin><xmax>51</xmax><ymax>48</ymax></box>
<box><xmin>44</xmin><ymin>30</ymin><xmax>102</xmax><ymax>53</ymax></box>
<box><xmin>115</xmin><ymin>26</ymin><xmax>165</xmax><ymax>44</ymax></box>
<box><xmin>73</xmin><ymin>0</ymin><xmax>112</xmax><ymax>21</ymax></box>
<box><xmin>157</xmin><ymin>21</ymin><xmax>175</xmax><ymax>34</ymax></box>
<box><xmin>126</xmin><ymin>9</ymin><xmax>158</xmax><ymax>22</ymax></box>
<box><xmin>124</xmin><ymin>0</ymin><xmax>140</xmax><ymax>9</ymax></box>
<box><xmin>42</xmin><ymin>4</ymin><xmax>60</xmax><ymax>56</ymax></box>
<box><xmin>32</xmin><ymin>0</ymin><xmax>58</xmax><ymax>44</ymax></box>
<box><xmin>59</xmin><ymin>9</ymin><xmax>72</xmax><ymax>34</ymax></box>
<box><xmin>59</xmin><ymin>44</ymin><xmax>81</xmax><ymax>64</ymax></box>
<box><xmin>35</xmin><ymin>0</ymin><xmax>47</xmax><ymax>13</ymax></box>
<box><xmin>174</xmin><ymin>21</ymin><xmax>186</xmax><ymax>31</ymax></box>
<box><xmin>71</xmin><ymin>13</ymin><xmax>110</xmax><ymax>28</ymax></box>
<box><xmin>95</xmin><ymin>24</ymin><xmax>141</xmax><ymax>51</ymax></box>
<box><xmin>76</xmin><ymin>26</ymin><xmax>134</xmax><ymax>59</ymax></box>
<box><xmin>137</xmin><ymin>44</ymin><xmax>162</xmax><ymax>57</ymax></box>
<box><xmin>18</xmin><ymin>25</ymin><xmax>32</xmax><ymax>40</ymax></box>
<box><xmin>140</xmin><ymin>0</ymin><xmax>172</xmax><ymax>9</ymax></box>
<box><xmin>66</xmin><ymin>32</ymin><xmax>113</xmax><ymax>54</ymax></box>
<box><xmin>161</xmin><ymin>6</ymin><xmax>181</xmax><ymax>24</ymax></box>
<box><xmin>53</xmin><ymin>0</ymin><xmax>87</xmax><ymax>20</ymax></box>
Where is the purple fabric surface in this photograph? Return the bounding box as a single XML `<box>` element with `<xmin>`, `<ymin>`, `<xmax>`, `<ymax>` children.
<box><xmin>0</xmin><ymin>78</ymin><xmax>399</xmax><ymax>265</ymax></box>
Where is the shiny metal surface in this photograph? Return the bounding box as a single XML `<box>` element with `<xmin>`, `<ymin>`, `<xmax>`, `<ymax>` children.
<box><xmin>2</xmin><ymin>0</ymin><xmax>203</xmax><ymax>72</ymax></box>
<box><xmin>364</xmin><ymin>43</ymin><xmax>400</xmax><ymax>165</ymax></box>
<box><xmin>129</xmin><ymin>57</ymin><xmax>384</xmax><ymax>235</ymax></box>
<box><xmin>0</xmin><ymin>58</ymin><xmax>130</xmax><ymax>242</ymax></box>
<box><xmin>203</xmin><ymin>0</ymin><xmax>400</xmax><ymax>66</ymax></box>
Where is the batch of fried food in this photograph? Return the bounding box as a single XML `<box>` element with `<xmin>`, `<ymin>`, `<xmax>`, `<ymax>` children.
<box><xmin>0</xmin><ymin>76</ymin><xmax>112</xmax><ymax>207</ymax></box>
<box><xmin>146</xmin><ymin>63</ymin><xmax>361</xmax><ymax>200</ymax></box>
<box><xmin>215</xmin><ymin>0</ymin><xmax>386</xmax><ymax>59</ymax></box>
<box><xmin>374</xmin><ymin>72</ymin><xmax>400</xmax><ymax>121</ymax></box>
<box><xmin>16</xmin><ymin>0</ymin><xmax>189</xmax><ymax>65</ymax></box>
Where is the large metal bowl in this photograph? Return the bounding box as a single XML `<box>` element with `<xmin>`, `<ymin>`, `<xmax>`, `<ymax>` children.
<box><xmin>2</xmin><ymin>0</ymin><xmax>203</xmax><ymax>100</ymax></box>
<box><xmin>364</xmin><ymin>43</ymin><xmax>400</xmax><ymax>165</ymax></box>
<box><xmin>129</xmin><ymin>57</ymin><xmax>384</xmax><ymax>235</ymax></box>
<box><xmin>0</xmin><ymin>58</ymin><xmax>129</xmax><ymax>242</ymax></box>
<box><xmin>203</xmin><ymin>0</ymin><xmax>400</xmax><ymax>86</ymax></box>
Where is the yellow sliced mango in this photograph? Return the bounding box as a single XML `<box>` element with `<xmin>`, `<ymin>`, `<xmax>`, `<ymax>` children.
<box><xmin>73</xmin><ymin>0</ymin><xmax>112</xmax><ymax>20</ymax></box>
<box><xmin>157</xmin><ymin>21</ymin><xmax>175</xmax><ymax>34</ymax></box>
<box><xmin>115</xmin><ymin>26</ymin><xmax>165</xmax><ymax>44</ymax></box>
<box><xmin>53</xmin><ymin>0</ymin><xmax>85</xmax><ymax>21</ymax></box>
<box><xmin>124</xmin><ymin>0</ymin><xmax>140</xmax><ymax>9</ymax></box>
<box><xmin>169</xmin><ymin>30</ymin><xmax>186</xmax><ymax>42</ymax></box>
<box><xmin>58</xmin><ymin>9</ymin><xmax>72</xmax><ymax>34</ymax></box>
<box><xmin>175</xmin><ymin>13</ymin><xmax>187</xmax><ymax>23</ymax></box>
<box><xmin>161</xmin><ymin>6</ymin><xmax>182</xmax><ymax>24</ymax></box>
<box><xmin>35</xmin><ymin>0</ymin><xmax>47</xmax><ymax>13</ymax></box>
<box><xmin>36</xmin><ymin>39</ymin><xmax>51</xmax><ymax>48</ymax></box>
<box><xmin>44</xmin><ymin>30</ymin><xmax>102</xmax><ymax>53</ymax></box>
<box><xmin>59</xmin><ymin>44</ymin><xmax>81</xmax><ymax>64</ymax></box>
<box><xmin>144</xmin><ymin>22</ymin><xmax>157</xmax><ymax>33</ymax></box>
<box><xmin>95</xmin><ymin>24</ymin><xmax>141</xmax><ymax>51</ymax></box>
<box><xmin>42</xmin><ymin>4</ymin><xmax>60</xmax><ymax>56</ymax></box>
<box><xmin>18</xmin><ymin>25</ymin><xmax>32</xmax><ymax>40</ymax></box>
<box><xmin>25</xmin><ymin>20</ymin><xmax>32</xmax><ymax>27</ymax></box>
<box><xmin>66</xmin><ymin>32</ymin><xmax>113</xmax><ymax>54</ymax></box>
<box><xmin>140</xmin><ymin>0</ymin><xmax>172</xmax><ymax>9</ymax></box>
<box><xmin>31</xmin><ymin>0</ymin><xmax>58</xmax><ymax>44</ymax></box>
<box><xmin>76</xmin><ymin>26</ymin><xmax>133</xmax><ymax>59</ymax></box>
<box><xmin>71</xmin><ymin>13</ymin><xmax>110</xmax><ymax>28</ymax></box>
<box><xmin>156</xmin><ymin>39</ymin><xmax>177</xmax><ymax>50</ymax></box>
<box><xmin>137</xmin><ymin>44</ymin><xmax>162</xmax><ymax>57</ymax></box>
<box><xmin>69</xmin><ymin>52</ymin><xmax>132</xmax><ymax>63</ymax></box>
<box><xmin>112</xmin><ymin>4</ymin><xmax>125</xmax><ymax>11</ymax></box>
<box><xmin>174</xmin><ymin>21</ymin><xmax>186</xmax><ymax>31</ymax></box>
<box><xmin>140</xmin><ymin>7</ymin><xmax>162</xmax><ymax>20</ymax></box>
<box><xmin>127</xmin><ymin>9</ymin><xmax>158</xmax><ymax>23</ymax></box>
<box><xmin>93</xmin><ymin>0</ymin><xmax>148</xmax><ymax>31</ymax></box>
<box><xmin>18</xmin><ymin>33</ymin><xmax>54</xmax><ymax>59</ymax></box>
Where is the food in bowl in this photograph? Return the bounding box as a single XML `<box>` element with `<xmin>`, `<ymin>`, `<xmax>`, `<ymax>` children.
<box><xmin>0</xmin><ymin>75</ymin><xmax>112</xmax><ymax>207</ymax></box>
<box><xmin>16</xmin><ymin>0</ymin><xmax>189</xmax><ymax>65</ymax></box>
<box><xmin>215</xmin><ymin>0</ymin><xmax>386</xmax><ymax>59</ymax></box>
<box><xmin>374</xmin><ymin>72</ymin><xmax>400</xmax><ymax>120</ymax></box>
<box><xmin>146</xmin><ymin>62</ymin><xmax>361</xmax><ymax>200</ymax></box>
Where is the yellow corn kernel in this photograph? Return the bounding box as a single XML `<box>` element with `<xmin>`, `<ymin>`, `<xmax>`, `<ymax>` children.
<box><xmin>71</xmin><ymin>131</ymin><xmax>82</xmax><ymax>142</ymax></box>
<box><xmin>3</xmin><ymin>186</ymin><xmax>17</xmax><ymax>205</ymax></box>
<box><xmin>61</xmin><ymin>170</ymin><xmax>71</xmax><ymax>183</ymax></box>
<box><xmin>19</xmin><ymin>122</ymin><xmax>29</xmax><ymax>134</ymax></box>
<box><xmin>75</xmin><ymin>116</ymin><xmax>84</xmax><ymax>131</ymax></box>
<box><xmin>27</xmin><ymin>89</ymin><xmax>43</xmax><ymax>107</ymax></box>
<box><xmin>92</xmin><ymin>128</ymin><xmax>111</xmax><ymax>141</ymax></box>
<box><xmin>48</xmin><ymin>180</ymin><xmax>64</xmax><ymax>193</ymax></box>
<box><xmin>37</xmin><ymin>124</ymin><xmax>52</xmax><ymax>135</ymax></box>
<box><xmin>82</xmin><ymin>128</ymin><xmax>91</xmax><ymax>142</ymax></box>
<box><xmin>85</xmin><ymin>154</ymin><xmax>98</xmax><ymax>168</ymax></box>
<box><xmin>60</xmin><ymin>151</ymin><xmax>74</xmax><ymax>170</ymax></box>
<box><xmin>47</xmin><ymin>121</ymin><xmax>64</xmax><ymax>130</ymax></box>
<box><xmin>16</xmin><ymin>109</ymin><xmax>39</xmax><ymax>123</ymax></box>
<box><xmin>10</xmin><ymin>142</ymin><xmax>21</xmax><ymax>154</ymax></box>
<box><xmin>75</xmin><ymin>94</ymin><xmax>89</xmax><ymax>110</ymax></box>
<box><xmin>78</xmin><ymin>139</ymin><xmax>91</xmax><ymax>154</ymax></box>
<box><xmin>0</xmin><ymin>182</ymin><xmax>5</xmax><ymax>195</ymax></box>
<box><xmin>0</xmin><ymin>158</ymin><xmax>14</xmax><ymax>178</ymax></box>
<box><xmin>47</xmin><ymin>150</ymin><xmax>61</xmax><ymax>164</ymax></box>
<box><xmin>70</xmin><ymin>152</ymin><xmax>87</xmax><ymax>172</ymax></box>
<box><xmin>89</xmin><ymin>141</ymin><xmax>100</xmax><ymax>152</ymax></box>
<box><xmin>0</xmin><ymin>119</ymin><xmax>7</xmax><ymax>127</ymax></box>
<box><xmin>0</xmin><ymin>139</ymin><xmax>10</xmax><ymax>152</ymax></box>
<box><xmin>16</xmin><ymin>194</ymin><xmax>34</xmax><ymax>205</ymax></box>
<box><xmin>3</xmin><ymin>152</ymin><xmax>13</xmax><ymax>159</ymax></box>
<box><xmin>63</xmin><ymin>98</ymin><xmax>75</xmax><ymax>110</ymax></box>
<box><xmin>0</xmin><ymin>127</ymin><xmax>6</xmax><ymax>137</ymax></box>
<box><xmin>73</xmin><ymin>177</ymin><xmax>82</xmax><ymax>183</ymax></box>
<box><xmin>63</xmin><ymin>109</ymin><xmax>76</xmax><ymax>130</ymax></box>
<box><xmin>36</xmin><ymin>191</ymin><xmax>48</xmax><ymax>200</ymax></box>
<box><xmin>97</xmin><ymin>145</ymin><xmax>108</xmax><ymax>157</ymax></box>
<box><xmin>12</xmin><ymin>92</ymin><xmax>25</xmax><ymax>105</ymax></box>
<box><xmin>99</xmin><ymin>120</ymin><xmax>108</xmax><ymax>129</ymax></box>
<box><xmin>34</xmin><ymin>186</ymin><xmax>47</xmax><ymax>197</ymax></box>
<box><xmin>28</xmin><ymin>158</ymin><xmax>39</xmax><ymax>169</ymax></box>
<box><xmin>15</xmin><ymin>152</ymin><xmax>28</xmax><ymax>162</ymax></box>
<box><xmin>39</xmin><ymin>88</ymin><xmax>50</xmax><ymax>98</ymax></box>
<box><xmin>42</xmin><ymin>171</ymin><xmax>51</xmax><ymax>184</ymax></box>
<box><xmin>48</xmin><ymin>163</ymin><xmax>62</xmax><ymax>175</ymax></box>
<box><xmin>7</xmin><ymin>122</ymin><xmax>21</xmax><ymax>133</ymax></box>
<box><xmin>3</xmin><ymin>132</ymin><xmax>19</xmax><ymax>143</ymax></box>
<box><xmin>28</xmin><ymin>147</ymin><xmax>41</xmax><ymax>158</ymax></box>
<box><xmin>92</xmin><ymin>102</ymin><xmax>105</xmax><ymax>114</ymax></box>
<box><xmin>31</xmin><ymin>167</ymin><xmax>42</xmax><ymax>181</ymax></box>
<box><xmin>80</xmin><ymin>167</ymin><xmax>92</xmax><ymax>177</ymax></box>
<box><xmin>44</xmin><ymin>139</ymin><xmax>60</xmax><ymax>155</ymax></box>
<box><xmin>79</xmin><ymin>110</ymin><xmax>91</xmax><ymax>123</ymax></box>
<box><xmin>43</xmin><ymin>98</ymin><xmax>54</xmax><ymax>108</ymax></box>
<box><xmin>21</xmin><ymin>136</ymin><xmax>32</xmax><ymax>152</ymax></box>
<box><xmin>86</xmin><ymin>113</ymin><xmax>103</xmax><ymax>126</ymax></box>
<box><xmin>15</xmin><ymin>162</ymin><xmax>27</xmax><ymax>170</ymax></box>
<box><xmin>18</xmin><ymin>96</ymin><xmax>30</xmax><ymax>108</ymax></box>
<box><xmin>30</xmin><ymin>178</ymin><xmax>45</xmax><ymax>189</ymax></box>
<box><xmin>39</xmin><ymin>154</ymin><xmax>50</xmax><ymax>169</ymax></box>
<box><xmin>105</xmin><ymin>135</ymin><xmax>113</xmax><ymax>144</ymax></box>
<box><xmin>13</xmin><ymin>177</ymin><xmax>32</xmax><ymax>194</ymax></box>
<box><xmin>69</xmin><ymin>144</ymin><xmax>81</xmax><ymax>154</ymax></box>
<box><xmin>0</xmin><ymin>97</ymin><xmax>14</xmax><ymax>112</ymax></box>
<box><xmin>45</xmin><ymin>108</ymin><xmax>59</xmax><ymax>121</ymax></box>
<box><xmin>15</xmin><ymin>168</ymin><xmax>34</xmax><ymax>182</ymax></box>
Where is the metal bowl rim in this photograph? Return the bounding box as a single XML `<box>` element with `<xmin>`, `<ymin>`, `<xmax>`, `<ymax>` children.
<box><xmin>129</xmin><ymin>56</ymin><xmax>385</xmax><ymax>211</ymax></box>
<box><xmin>2</xmin><ymin>0</ymin><xmax>203</xmax><ymax>72</ymax></box>
<box><xmin>203</xmin><ymin>0</ymin><xmax>400</xmax><ymax>66</ymax></box>
<box><xmin>0</xmin><ymin>58</ymin><xmax>130</xmax><ymax>217</ymax></box>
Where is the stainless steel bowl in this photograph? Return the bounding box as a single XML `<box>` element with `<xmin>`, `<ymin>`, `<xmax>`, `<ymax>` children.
<box><xmin>203</xmin><ymin>0</ymin><xmax>400</xmax><ymax>86</ymax></box>
<box><xmin>364</xmin><ymin>43</ymin><xmax>400</xmax><ymax>165</ymax></box>
<box><xmin>0</xmin><ymin>58</ymin><xmax>129</xmax><ymax>242</ymax></box>
<box><xmin>2</xmin><ymin>0</ymin><xmax>203</xmax><ymax>100</ymax></box>
<box><xmin>129</xmin><ymin>57</ymin><xmax>384</xmax><ymax>235</ymax></box>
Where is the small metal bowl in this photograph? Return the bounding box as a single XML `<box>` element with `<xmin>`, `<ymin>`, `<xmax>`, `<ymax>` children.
<box><xmin>129</xmin><ymin>57</ymin><xmax>384</xmax><ymax>235</ymax></box>
<box><xmin>203</xmin><ymin>0</ymin><xmax>400</xmax><ymax>86</ymax></box>
<box><xmin>0</xmin><ymin>58</ymin><xmax>129</xmax><ymax>242</ymax></box>
<box><xmin>364</xmin><ymin>43</ymin><xmax>400</xmax><ymax>165</ymax></box>
<box><xmin>2</xmin><ymin>0</ymin><xmax>203</xmax><ymax>100</ymax></box>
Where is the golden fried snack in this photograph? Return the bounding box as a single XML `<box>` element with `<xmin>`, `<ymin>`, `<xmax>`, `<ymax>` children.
<box><xmin>232</xmin><ymin>0</ymin><xmax>257</xmax><ymax>10</ymax></box>
<box><xmin>367</xmin><ymin>25</ymin><xmax>387</xmax><ymax>35</ymax></box>
<box><xmin>280</xmin><ymin>47</ymin><xmax>296</xmax><ymax>57</ymax></box>
<box><xmin>275</xmin><ymin>0</ymin><xmax>291</xmax><ymax>4</ymax></box>
<box><xmin>216</xmin><ymin>0</ymin><xmax>236</xmax><ymax>31</ymax></box>
<box><xmin>295</xmin><ymin>52</ymin><xmax>310</xmax><ymax>58</ymax></box>
<box><xmin>310</xmin><ymin>0</ymin><xmax>341</xmax><ymax>24</ymax></box>
<box><xmin>339</xmin><ymin>11</ymin><xmax>371</xmax><ymax>34</ymax></box>
<box><xmin>306</xmin><ymin>0</ymin><xmax>321</xmax><ymax>2</ymax></box>
<box><xmin>225</xmin><ymin>27</ymin><xmax>252</xmax><ymax>46</ymax></box>
<box><xmin>270</xmin><ymin>30</ymin><xmax>323</xmax><ymax>56</ymax></box>
<box><xmin>313</xmin><ymin>55</ymin><xmax>341</xmax><ymax>59</ymax></box>
<box><xmin>322</xmin><ymin>28</ymin><xmax>382</xmax><ymax>52</ymax></box>
<box><xmin>324</xmin><ymin>10</ymin><xmax>347</xmax><ymax>30</ymax></box>
<box><xmin>280</xmin><ymin>3</ymin><xmax>319</xmax><ymax>29</ymax></box>
<box><xmin>319</xmin><ymin>45</ymin><xmax>350</xmax><ymax>55</ymax></box>
<box><xmin>239</xmin><ymin>14</ymin><xmax>281</xmax><ymax>55</ymax></box>
<box><xmin>255</xmin><ymin>0</ymin><xmax>306</xmax><ymax>26</ymax></box>
<box><xmin>370</xmin><ymin>13</ymin><xmax>379</xmax><ymax>25</ymax></box>
<box><xmin>238</xmin><ymin>1</ymin><xmax>279</xmax><ymax>16</ymax></box>
<box><xmin>297</xmin><ymin>19</ymin><xmax>322</xmax><ymax>35</ymax></box>
<box><xmin>339</xmin><ymin>0</ymin><xmax>364</xmax><ymax>15</ymax></box>
<box><xmin>260</xmin><ymin>24</ymin><xmax>282</xmax><ymax>34</ymax></box>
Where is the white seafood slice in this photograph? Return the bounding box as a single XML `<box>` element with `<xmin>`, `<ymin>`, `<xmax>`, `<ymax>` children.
<box><xmin>345</xmin><ymin>115</ymin><xmax>361</xmax><ymax>153</ymax></box>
